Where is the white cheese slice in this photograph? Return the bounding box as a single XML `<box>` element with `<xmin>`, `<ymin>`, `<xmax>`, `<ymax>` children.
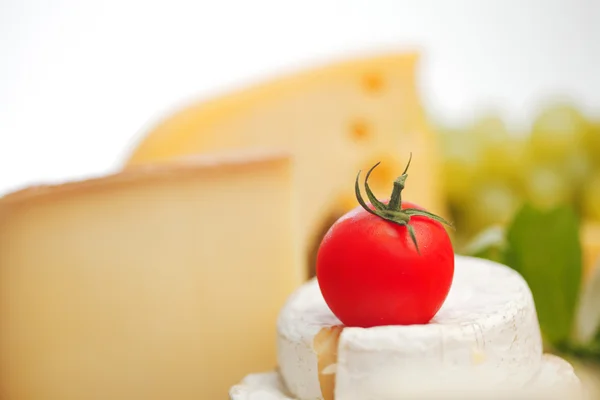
<box><xmin>277</xmin><ymin>255</ymin><xmax>544</xmax><ymax>399</ymax></box>
<box><xmin>230</xmin><ymin>354</ymin><xmax>581</xmax><ymax>399</ymax></box>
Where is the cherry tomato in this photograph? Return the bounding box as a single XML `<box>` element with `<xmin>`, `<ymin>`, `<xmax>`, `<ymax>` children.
<box><xmin>316</xmin><ymin>200</ymin><xmax>454</xmax><ymax>328</ymax></box>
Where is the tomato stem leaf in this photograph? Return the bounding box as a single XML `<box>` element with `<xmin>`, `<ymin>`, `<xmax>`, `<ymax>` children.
<box><xmin>354</xmin><ymin>154</ymin><xmax>450</xmax><ymax>254</ymax></box>
<box><xmin>364</xmin><ymin>162</ymin><xmax>388</xmax><ymax>212</ymax></box>
<box><xmin>407</xmin><ymin>224</ymin><xmax>420</xmax><ymax>254</ymax></box>
<box><xmin>354</xmin><ymin>170</ymin><xmax>380</xmax><ymax>218</ymax></box>
<box><xmin>404</xmin><ymin>208</ymin><xmax>454</xmax><ymax>228</ymax></box>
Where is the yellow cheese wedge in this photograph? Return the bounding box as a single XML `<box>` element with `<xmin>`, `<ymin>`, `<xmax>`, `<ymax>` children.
<box><xmin>126</xmin><ymin>52</ymin><xmax>444</xmax><ymax>275</ymax></box>
<box><xmin>0</xmin><ymin>151</ymin><xmax>300</xmax><ymax>400</ymax></box>
<box><xmin>582</xmin><ymin>221</ymin><xmax>600</xmax><ymax>279</ymax></box>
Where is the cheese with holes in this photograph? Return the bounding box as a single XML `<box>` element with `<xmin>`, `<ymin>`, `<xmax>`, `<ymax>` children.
<box><xmin>0</xmin><ymin>151</ymin><xmax>301</xmax><ymax>400</ymax></box>
<box><xmin>230</xmin><ymin>355</ymin><xmax>581</xmax><ymax>400</ymax></box>
<box><xmin>277</xmin><ymin>256</ymin><xmax>546</xmax><ymax>399</ymax></box>
<box><xmin>125</xmin><ymin>53</ymin><xmax>444</xmax><ymax>273</ymax></box>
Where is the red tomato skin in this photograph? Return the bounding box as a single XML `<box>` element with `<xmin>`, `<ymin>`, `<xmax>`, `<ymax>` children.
<box><xmin>316</xmin><ymin>201</ymin><xmax>454</xmax><ymax>328</ymax></box>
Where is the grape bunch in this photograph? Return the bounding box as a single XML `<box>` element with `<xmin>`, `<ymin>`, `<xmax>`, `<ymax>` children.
<box><xmin>437</xmin><ymin>103</ymin><xmax>600</xmax><ymax>245</ymax></box>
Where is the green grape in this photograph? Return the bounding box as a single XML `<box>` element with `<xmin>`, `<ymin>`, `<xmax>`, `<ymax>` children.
<box><xmin>524</xmin><ymin>165</ymin><xmax>575</xmax><ymax>210</ymax></box>
<box><xmin>483</xmin><ymin>138</ymin><xmax>526</xmax><ymax>184</ymax></box>
<box><xmin>469</xmin><ymin>114</ymin><xmax>509</xmax><ymax>149</ymax></box>
<box><xmin>583</xmin><ymin>122</ymin><xmax>600</xmax><ymax>166</ymax></box>
<box><xmin>529</xmin><ymin>103</ymin><xmax>588</xmax><ymax>163</ymax></box>
<box><xmin>439</xmin><ymin>128</ymin><xmax>481</xmax><ymax>202</ymax></box>
<box><xmin>467</xmin><ymin>115</ymin><xmax>525</xmax><ymax>184</ymax></box>
<box><xmin>442</xmin><ymin>157</ymin><xmax>479</xmax><ymax>201</ymax></box>
<box><xmin>463</xmin><ymin>182</ymin><xmax>520</xmax><ymax>234</ymax></box>
<box><xmin>564</xmin><ymin>149</ymin><xmax>593</xmax><ymax>187</ymax></box>
<box><xmin>582</xmin><ymin>171</ymin><xmax>600</xmax><ymax>221</ymax></box>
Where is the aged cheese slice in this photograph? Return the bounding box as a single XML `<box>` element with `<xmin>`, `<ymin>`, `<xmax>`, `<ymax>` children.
<box><xmin>125</xmin><ymin>52</ymin><xmax>444</xmax><ymax>275</ymax></box>
<box><xmin>277</xmin><ymin>256</ymin><xmax>544</xmax><ymax>400</ymax></box>
<box><xmin>0</xmin><ymin>151</ymin><xmax>301</xmax><ymax>400</ymax></box>
<box><xmin>230</xmin><ymin>355</ymin><xmax>581</xmax><ymax>400</ymax></box>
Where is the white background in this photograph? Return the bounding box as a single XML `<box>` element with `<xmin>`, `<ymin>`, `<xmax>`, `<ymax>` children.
<box><xmin>1</xmin><ymin>0</ymin><xmax>599</xmax><ymax>194</ymax></box>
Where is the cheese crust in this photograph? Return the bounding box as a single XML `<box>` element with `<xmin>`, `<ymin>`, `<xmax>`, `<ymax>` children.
<box><xmin>231</xmin><ymin>354</ymin><xmax>582</xmax><ymax>400</ymax></box>
<box><xmin>277</xmin><ymin>255</ymin><xmax>544</xmax><ymax>399</ymax></box>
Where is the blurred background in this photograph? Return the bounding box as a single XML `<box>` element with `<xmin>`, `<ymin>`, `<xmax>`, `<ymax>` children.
<box><xmin>2</xmin><ymin>0</ymin><xmax>600</xmax><ymax>396</ymax></box>
<box><xmin>1</xmin><ymin>0</ymin><xmax>599</xmax><ymax>192</ymax></box>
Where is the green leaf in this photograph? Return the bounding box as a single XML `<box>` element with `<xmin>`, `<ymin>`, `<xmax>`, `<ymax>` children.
<box><xmin>504</xmin><ymin>203</ymin><xmax>582</xmax><ymax>346</ymax></box>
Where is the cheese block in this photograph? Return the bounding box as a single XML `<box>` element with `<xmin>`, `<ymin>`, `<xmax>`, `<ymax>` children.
<box><xmin>277</xmin><ymin>256</ymin><xmax>544</xmax><ymax>400</ymax></box>
<box><xmin>125</xmin><ymin>52</ymin><xmax>444</xmax><ymax>276</ymax></box>
<box><xmin>230</xmin><ymin>355</ymin><xmax>581</xmax><ymax>400</ymax></box>
<box><xmin>0</xmin><ymin>151</ymin><xmax>301</xmax><ymax>400</ymax></box>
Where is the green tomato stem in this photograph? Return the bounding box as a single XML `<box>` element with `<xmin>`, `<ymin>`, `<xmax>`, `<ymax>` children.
<box><xmin>354</xmin><ymin>153</ymin><xmax>453</xmax><ymax>253</ymax></box>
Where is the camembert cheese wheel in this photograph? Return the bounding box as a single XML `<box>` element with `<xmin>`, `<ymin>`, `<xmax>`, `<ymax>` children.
<box><xmin>277</xmin><ymin>256</ymin><xmax>545</xmax><ymax>399</ymax></box>
<box><xmin>230</xmin><ymin>355</ymin><xmax>581</xmax><ymax>399</ymax></box>
<box><xmin>0</xmin><ymin>150</ymin><xmax>301</xmax><ymax>400</ymax></box>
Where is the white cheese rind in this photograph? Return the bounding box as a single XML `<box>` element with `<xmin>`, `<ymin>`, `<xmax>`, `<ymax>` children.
<box><xmin>278</xmin><ymin>255</ymin><xmax>543</xmax><ymax>399</ymax></box>
<box><xmin>277</xmin><ymin>276</ymin><xmax>341</xmax><ymax>399</ymax></box>
<box><xmin>229</xmin><ymin>372</ymin><xmax>294</xmax><ymax>400</ymax></box>
<box><xmin>231</xmin><ymin>354</ymin><xmax>581</xmax><ymax>399</ymax></box>
<box><xmin>336</xmin><ymin>256</ymin><xmax>543</xmax><ymax>398</ymax></box>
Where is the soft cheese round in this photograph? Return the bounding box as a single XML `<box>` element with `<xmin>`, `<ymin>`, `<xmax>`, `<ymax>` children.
<box><xmin>277</xmin><ymin>255</ymin><xmax>544</xmax><ymax>399</ymax></box>
<box><xmin>230</xmin><ymin>355</ymin><xmax>581</xmax><ymax>399</ymax></box>
<box><xmin>229</xmin><ymin>372</ymin><xmax>293</xmax><ymax>400</ymax></box>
